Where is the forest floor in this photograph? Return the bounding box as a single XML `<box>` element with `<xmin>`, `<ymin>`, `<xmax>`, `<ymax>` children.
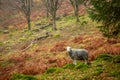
<box><xmin>0</xmin><ymin>14</ymin><xmax>120</xmax><ymax>80</ymax></box>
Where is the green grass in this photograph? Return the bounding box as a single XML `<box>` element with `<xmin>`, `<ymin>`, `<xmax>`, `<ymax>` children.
<box><xmin>46</xmin><ymin>67</ymin><xmax>64</xmax><ymax>74</ymax></box>
<box><xmin>10</xmin><ymin>73</ymin><xmax>37</xmax><ymax>80</ymax></box>
<box><xmin>63</xmin><ymin>64</ymin><xmax>75</xmax><ymax>69</ymax></box>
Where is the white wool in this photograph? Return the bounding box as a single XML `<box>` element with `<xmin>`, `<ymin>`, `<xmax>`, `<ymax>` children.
<box><xmin>66</xmin><ymin>46</ymin><xmax>89</xmax><ymax>65</ymax></box>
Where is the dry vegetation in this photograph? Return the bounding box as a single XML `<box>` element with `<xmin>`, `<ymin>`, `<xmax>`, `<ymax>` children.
<box><xmin>0</xmin><ymin>1</ymin><xmax>120</xmax><ymax>80</ymax></box>
<box><xmin>0</xmin><ymin>14</ymin><xmax>120</xmax><ymax>80</ymax></box>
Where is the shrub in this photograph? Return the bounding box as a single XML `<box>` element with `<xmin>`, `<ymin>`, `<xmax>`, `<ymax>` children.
<box><xmin>10</xmin><ymin>73</ymin><xmax>37</xmax><ymax>80</ymax></box>
<box><xmin>90</xmin><ymin>0</ymin><xmax>120</xmax><ymax>38</ymax></box>
<box><xmin>113</xmin><ymin>55</ymin><xmax>120</xmax><ymax>63</ymax></box>
<box><xmin>95</xmin><ymin>54</ymin><xmax>113</xmax><ymax>61</ymax></box>
<box><xmin>109</xmin><ymin>71</ymin><xmax>120</xmax><ymax>77</ymax></box>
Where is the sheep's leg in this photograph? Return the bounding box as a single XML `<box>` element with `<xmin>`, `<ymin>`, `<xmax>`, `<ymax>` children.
<box><xmin>85</xmin><ymin>59</ymin><xmax>88</xmax><ymax>65</ymax></box>
<box><xmin>83</xmin><ymin>57</ymin><xmax>88</xmax><ymax>65</ymax></box>
<box><xmin>73</xmin><ymin>59</ymin><xmax>77</xmax><ymax>65</ymax></box>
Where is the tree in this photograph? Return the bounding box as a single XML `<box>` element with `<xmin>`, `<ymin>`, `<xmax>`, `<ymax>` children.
<box><xmin>89</xmin><ymin>0</ymin><xmax>120</xmax><ymax>38</ymax></box>
<box><xmin>41</xmin><ymin>0</ymin><xmax>49</xmax><ymax>18</ymax></box>
<box><xmin>10</xmin><ymin>0</ymin><xmax>33</xmax><ymax>30</ymax></box>
<box><xmin>69</xmin><ymin>0</ymin><xmax>83</xmax><ymax>22</ymax></box>
<box><xmin>42</xmin><ymin>0</ymin><xmax>63</xmax><ymax>30</ymax></box>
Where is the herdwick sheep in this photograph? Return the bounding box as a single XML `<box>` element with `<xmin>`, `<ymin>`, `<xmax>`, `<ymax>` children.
<box><xmin>67</xmin><ymin>46</ymin><xmax>89</xmax><ymax>65</ymax></box>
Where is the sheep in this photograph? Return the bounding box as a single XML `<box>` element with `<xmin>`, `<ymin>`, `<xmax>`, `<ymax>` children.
<box><xmin>66</xmin><ymin>46</ymin><xmax>89</xmax><ymax>65</ymax></box>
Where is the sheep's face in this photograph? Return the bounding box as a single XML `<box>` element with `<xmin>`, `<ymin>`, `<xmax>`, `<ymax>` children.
<box><xmin>66</xmin><ymin>46</ymin><xmax>71</xmax><ymax>52</ymax></box>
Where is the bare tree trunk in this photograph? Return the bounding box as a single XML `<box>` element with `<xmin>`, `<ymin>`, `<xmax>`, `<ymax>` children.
<box><xmin>52</xmin><ymin>14</ymin><xmax>57</xmax><ymax>30</ymax></box>
<box><xmin>75</xmin><ymin>1</ymin><xmax>79</xmax><ymax>22</ymax></box>
<box><xmin>27</xmin><ymin>16</ymin><xmax>31</xmax><ymax>30</ymax></box>
<box><xmin>46</xmin><ymin>8</ymin><xmax>49</xmax><ymax>18</ymax></box>
<box><xmin>70</xmin><ymin>0</ymin><xmax>80</xmax><ymax>22</ymax></box>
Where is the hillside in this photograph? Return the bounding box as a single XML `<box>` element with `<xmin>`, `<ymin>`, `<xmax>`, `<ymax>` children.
<box><xmin>0</xmin><ymin>14</ymin><xmax>120</xmax><ymax>80</ymax></box>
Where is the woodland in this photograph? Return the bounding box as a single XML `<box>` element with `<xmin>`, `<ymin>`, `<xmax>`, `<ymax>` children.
<box><xmin>0</xmin><ymin>0</ymin><xmax>120</xmax><ymax>80</ymax></box>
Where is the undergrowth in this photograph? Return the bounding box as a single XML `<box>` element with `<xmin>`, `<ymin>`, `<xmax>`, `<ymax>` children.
<box><xmin>10</xmin><ymin>73</ymin><xmax>37</xmax><ymax>80</ymax></box>
<box><xmin>0</xmin><ymin>15</ymin><xmax>120</xmax><ymax>80</ymax></box>
<box><xmin>35</xmin><ymin>54</ymin><xmax>120</xmax><ymax>80</ymax></box>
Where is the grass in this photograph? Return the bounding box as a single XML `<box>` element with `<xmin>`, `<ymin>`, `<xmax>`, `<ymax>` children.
<box><xmin>46</xmin><ymin>67</ymin><xmax>64</xmax><ymax>74</ymax></box>
<box><xmin>95</xmin><ymin>54</ymin><xmax>113</xmax><ymax>61</ymax></box>
<box><xmin>0</xmin><ymin>14</ymin><xmax>120</xmax><ymax>80</ymax></box>
<box><xmin>109</xmin><ymin>70</ymin><xmax>120</xmax><ymax>77</ymax></box>
<box><xmin>10</xmin><ymin>73</ymin><xmax>37</xmax><ymax>80</ymax></box>
<box><xmin>35</xmin><ymin>54</ymin><xmax>120</xmax><ymax>80</ymax></box>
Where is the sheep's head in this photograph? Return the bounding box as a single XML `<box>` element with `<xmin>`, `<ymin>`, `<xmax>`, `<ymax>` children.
<box><xmin>66</xmin><ymin>46</ymin><xmax>71</xmax><ymax>52</ymax></box>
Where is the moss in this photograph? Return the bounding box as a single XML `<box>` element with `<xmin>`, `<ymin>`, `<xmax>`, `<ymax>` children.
<box><xmin>19</xmin><ymin>37</ymin><xmax>26</xmax><ymax>42</ymax></box>
<box><xmin>10</xmin><ymin>73</ymin><xmax>37</xmax><ymax>80</ymax></box>
<box><xmin>53</xmin><ymin>33</ymin><xmax>60</xmax><ymax>38</ymax></box>
<box><xmin>25</xmin><ymin>30</ymin><xmax>33</xmax><ymax>35</ymax></box>
<box><xmin>63</xmin><ymin>16</ymin><xmax>75</xmax><ymax>22</ymax></box>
